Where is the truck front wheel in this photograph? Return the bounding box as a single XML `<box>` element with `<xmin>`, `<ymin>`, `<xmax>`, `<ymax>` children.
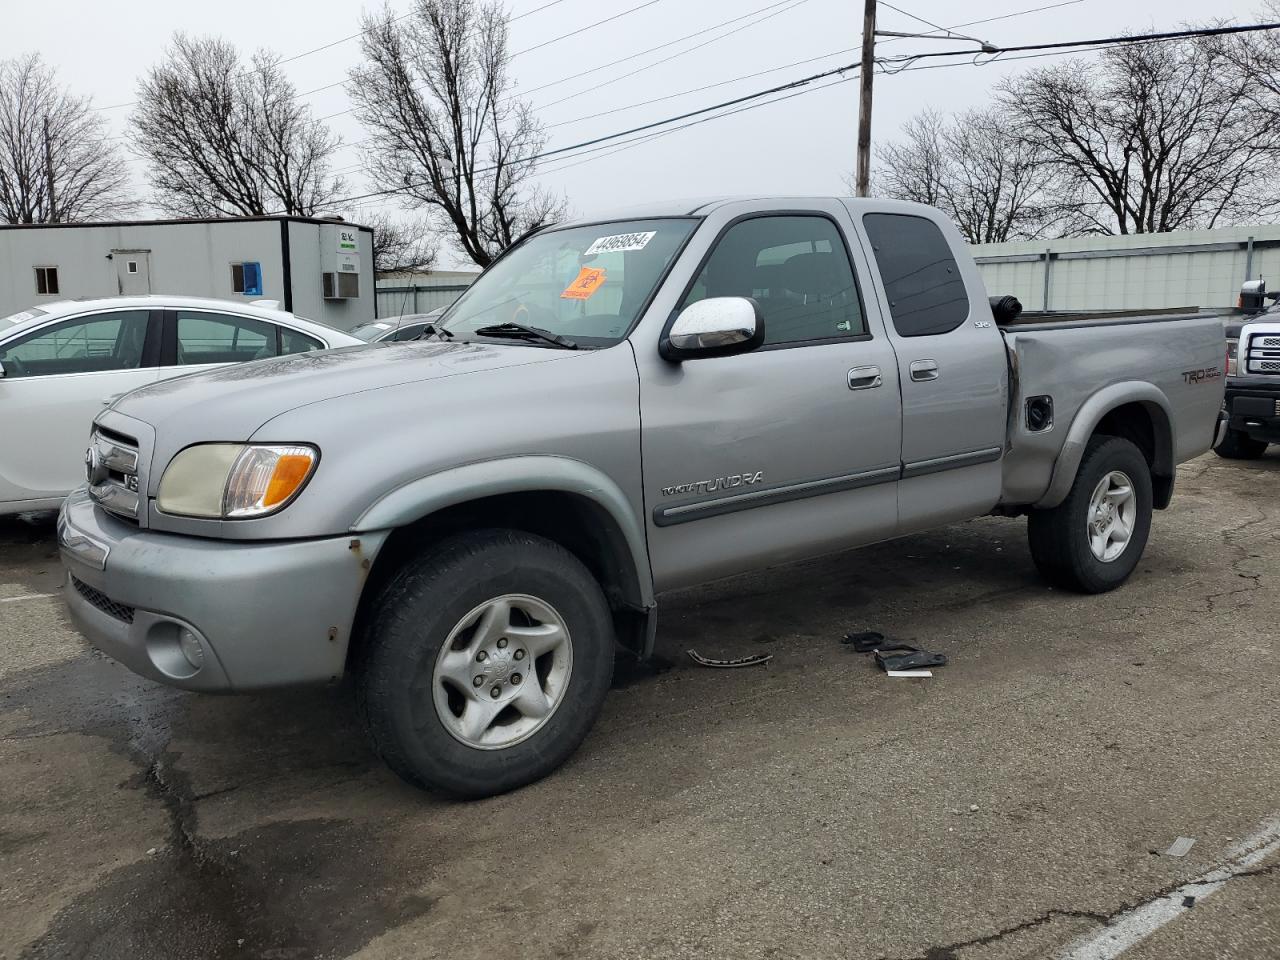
<box><xmin>356</xmin><ymin>529</ymin><xmax>615</xmax><ymax>798</ymax></box>
<box><xmin>1027</xmin><ymin>436</ymin><xmax>1153</xmax><ymax>594</ymax></box>
<box><xmin>1214</xmin><ymin>428</ymin><xmax>1269</xmax><ymax>460</ymax></box>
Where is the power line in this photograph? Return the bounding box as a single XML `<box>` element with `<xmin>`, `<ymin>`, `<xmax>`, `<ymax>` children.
<box><xmin>535</xmin><ymin>0</ymin><xmax>812</xmax><ymax>111</ymax></box>
<box><xmin>516</xmin><ymin>0</ymin><xmax>802</xmax><ymax>98</ymax></box>
<box><xmin>91</xmin><ymin>0</ymin><xmax>569</xmax><ymax>113</ymax></box>
<box><xmin>317</xmin><ymin>0</ymin><xmax>808</xmax><ymax>124</ymax></box>
<box><xmin>878</xmin><ymin>20</ymin><xmax>1280</xmax><ymax>65</ymax></box>
<box><xmin>878</xmin><ymin>1</ymin><xmax>949</xmax><ymax>35</ymax></box>
<box><xmin>284</xmin><ymin>60</ymin><xmax>860</xmax><ymax>213</ymax></box>
<box><xmin>511</xmin><ymin>0</ymin><xmax>666</xmax><ymax>57</ymax></box>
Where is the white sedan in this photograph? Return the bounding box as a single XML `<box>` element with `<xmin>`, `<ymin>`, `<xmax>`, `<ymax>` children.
<box><xmin>0</xmin><ymin>296</ymin><xmax>364</xmax><ymax>515</ymax></box>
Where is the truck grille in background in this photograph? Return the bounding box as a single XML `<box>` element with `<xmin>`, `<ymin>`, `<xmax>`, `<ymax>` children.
<box><xmin>71</xmin><ymin>576</ymin><xmax>136</xmax><ymax>624</ymax></box>
<box><xmin>87</xmin><ymin>427</ymin><xmax>142</xmax><ymax>522</ymax></box>
<box><xmin>1244</xmin><ymin>334</ymin><xmax>1280</xmax><ymax>375</ymax></box>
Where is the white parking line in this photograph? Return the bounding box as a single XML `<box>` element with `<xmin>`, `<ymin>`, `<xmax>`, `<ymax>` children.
<box><xmin>1060</xmin><ymin>817</ymin><xmax>1280</xmax><ymax>959</ymax></box>
<box><xmin>0</xmin><ymin>593</ymin><xmax>58</xmax><ymax>603</ymax></box>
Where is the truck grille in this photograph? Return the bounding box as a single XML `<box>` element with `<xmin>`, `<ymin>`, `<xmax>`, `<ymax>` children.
<box><xmin>71</xmin><ymin>576</ymin><xmax>135</xmax><ymax>624</ymax></box>
<box><xmin>86</xmin><ymin>426</ymin><xmax>142</xmax><ymax>522</ymax></box>
<box><xmin>1243</xmin><ymin>333</ymin><xmax>1280</xmax><ymax>375</ymax></box>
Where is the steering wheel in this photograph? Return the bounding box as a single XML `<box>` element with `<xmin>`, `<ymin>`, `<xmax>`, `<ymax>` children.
<box><xmin>510</xmin><ymin>302</ymin><xmax>558</xmax><ymax>329</ymax></box>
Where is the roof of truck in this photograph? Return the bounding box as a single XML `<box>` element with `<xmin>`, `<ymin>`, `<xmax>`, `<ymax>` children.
<box><xmin>553</xmin><ymin>196</ymin><xmax>931</xmax><ymax>228</ymax></box>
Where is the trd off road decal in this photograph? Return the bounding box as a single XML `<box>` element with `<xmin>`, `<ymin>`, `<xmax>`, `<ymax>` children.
<box><xmin>1181</xmin><ymin>366</ymin><xmax>1222</xmax><ymax>384</ymax></box>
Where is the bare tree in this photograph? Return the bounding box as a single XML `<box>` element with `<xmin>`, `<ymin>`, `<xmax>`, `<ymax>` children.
<box><xmin>0</xmin><ymin>53</ymin><xmax>132</xmax><ymax>223</ymax></box>
<box><xmin>1000</xmin><ymin>34</ymin><xmax>1280</xmax><ymax>235</ymax></box>
<box><xmin>362</xmin><ymin>210</ymin><xmax>440</xmax><ymax>274</ymax></box>
<box><xmin>875</xmin><ymin>108</ymin><xmax>949</xmax><ymax>209</ymax></box>
<box><xmin>131</xmin><ymin>34</ymin><xmax>345</xmax><ymax>217</ymax></box>
<box><xmin>875</xmin><ymin>107</ymin><xmax>1054</xmax><ymax>243</ymax></box>
<box><xmin>348</xmin><ymin>0</ymin><xmax>565</xmax><ymax>268</ymax></box>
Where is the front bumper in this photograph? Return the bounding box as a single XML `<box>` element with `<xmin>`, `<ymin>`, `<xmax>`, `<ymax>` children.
<box><xmin>1224</xmin><ymin>382</ymin><xmax>1280</xmax><ymax>444</ymax></box>
<box><xmin>58</xmin><ymin>488</ymin><xmax>387</xmax><ymax>692</ymax></box>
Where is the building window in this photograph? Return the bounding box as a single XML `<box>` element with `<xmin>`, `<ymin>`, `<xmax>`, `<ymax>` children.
<box><xmin>230</xmin><ymin>262</ymin><xmax>262</xmax><ymax>296</ymax></box>
<box><xmin>127</xmin><ymin>260</ymin><xmax>138</xmax><ymax>274</ymax></box>
<box><xmin>35</xmin><ymin>266</ymin><xmax>59</xmax><ymax>296</ymax></box>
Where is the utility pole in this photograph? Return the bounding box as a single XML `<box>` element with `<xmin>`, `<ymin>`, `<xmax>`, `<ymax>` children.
<box><xmin>43</xmin><ymin>116</ymin><xmax>57</xmax><ymax>223</ymax></box>
<box><xmin>855</xmin><ymin>0</ymin><xmax>876</xmax><ymax>197</ymax></box>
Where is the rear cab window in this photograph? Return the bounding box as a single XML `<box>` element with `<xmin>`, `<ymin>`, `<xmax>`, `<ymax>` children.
<box><xmin>862</xmin><ymin>213</ymin><xmax>969</xmax><ymax>337</ymax></box>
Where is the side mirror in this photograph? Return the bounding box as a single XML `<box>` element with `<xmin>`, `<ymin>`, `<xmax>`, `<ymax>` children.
<box><xmin>660</xmin><ymin>297</ymin><xmax>765</xmax><ymax>361</ymax></box>
<box><xmin>0</xmin><ymin>360</ymin><xmax>6</xmax><ymax>379</ymax></box>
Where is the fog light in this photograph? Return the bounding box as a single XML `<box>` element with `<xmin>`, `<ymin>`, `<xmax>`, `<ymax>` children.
<box><xmin>179</xmin><ymin>628</ymin><xmax>204</xmax><ymax>669</ymax></box>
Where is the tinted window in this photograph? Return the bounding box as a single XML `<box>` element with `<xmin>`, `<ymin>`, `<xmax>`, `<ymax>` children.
<box><xmin>862</xmin><ymin>214</ymin><xmax>969</xmax><ymax>337</ymax></box>
<box><xmin>0</xmin><ymin>310</ymin><xmax>149</xmax><ymax>378</ymax></box>
<box><xmin>175</xmin><ymin>312</ymin><xmax>277</xmax><ymax>365</ymax></box>
<box><xmin>280</xmin><ymin>328</ymin><xmax>323</xmax><ymax>354</ymax></box>
<box><xmin>681</xmin><ymin>216</ymin><xmax>865</xmax><ymax>346</ymax></box>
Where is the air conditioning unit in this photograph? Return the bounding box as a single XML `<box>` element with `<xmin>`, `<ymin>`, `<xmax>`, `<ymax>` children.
<box><xmin>322</xmin><ymin>270</ymin><xmax>360</xmax><ymax>299</ymax></box>
<box><xmin>320</xmin><ymin>222</ymin><xmax>363</xmax><ymax>300</ymax></box>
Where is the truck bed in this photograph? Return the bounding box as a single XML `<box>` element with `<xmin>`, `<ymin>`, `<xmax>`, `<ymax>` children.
<box><xmin>997</xmin><ymin>310</ymin><xmax>1226</xmax><ymax>507</ymax></box>
<box><xmin>998</xmin><ymin>305</ymin><xmax>1210</xmax><ymax>328</ymax></box>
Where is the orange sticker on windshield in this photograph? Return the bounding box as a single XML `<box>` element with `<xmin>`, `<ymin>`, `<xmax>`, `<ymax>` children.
<box><xmin>561</xmin><ymin>267</ymin><xmax>607</xmax><ymax>300</ymax></box>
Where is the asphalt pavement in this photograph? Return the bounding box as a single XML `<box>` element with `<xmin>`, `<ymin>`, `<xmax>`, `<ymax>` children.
<box><xmin>1</xmin><ymin>450</ymin><xmax>1277</xmax><ymax>960</ymax></box>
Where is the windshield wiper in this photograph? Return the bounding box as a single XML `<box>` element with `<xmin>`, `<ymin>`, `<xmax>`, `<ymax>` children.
<box><xmin>411</xmin><ymin>323</ymin><xmax>454</xmax><ymax>341</ymax></box>
<box><xmin>473</xmin><ymin>322</ymin><xmax>578</xmax><ymax>350</ymax></box>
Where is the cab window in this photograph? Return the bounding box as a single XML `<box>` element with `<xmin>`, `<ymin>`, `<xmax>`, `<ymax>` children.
<box><xmin>0</xmin><ymin>311</ymin><xmax>150</xmax><ymax>378</ymax></box>
<box><xmin>680</xmin><ymin>216</ymin><xmax>866</xmax><ymax>346</ymax></box>
<box><xmin>862</xmin><ymin>214</ymin><xmax>969</xmax><ymax>337</ymax></box>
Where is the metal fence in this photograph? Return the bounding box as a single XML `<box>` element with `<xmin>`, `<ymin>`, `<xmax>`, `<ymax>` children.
<box><xmin>375</xmin><ymin>283</ymin><xmax>472</xmax><ymax>318</ymax></box>
<box><xmin>972</xmin><ymin>225</ymin><xmax>1280</xmax><ymax>311</ymax></box>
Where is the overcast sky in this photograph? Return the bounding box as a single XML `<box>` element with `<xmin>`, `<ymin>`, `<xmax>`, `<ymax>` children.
<box><xmin>5</xmin><ymin>0</ymin><xmax>1269</xmax><ymax>268</ymax></box>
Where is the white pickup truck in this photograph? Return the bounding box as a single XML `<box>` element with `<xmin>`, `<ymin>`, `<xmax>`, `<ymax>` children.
<box><xmin>59</xmin><ymin>197</ymin><xmax>1227</xmax><ymax>796</ymax></box>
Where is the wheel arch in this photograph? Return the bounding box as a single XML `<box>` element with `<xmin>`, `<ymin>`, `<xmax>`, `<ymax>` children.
<box><xmin>1037</xmin><ymin>383</ymin><xmax>1175</xmax><ymax>510</ymax></box>
<box><xmin>349</xmin><ymin>457</ymin><xmax>656</xmax><ymax>663</ymax></box>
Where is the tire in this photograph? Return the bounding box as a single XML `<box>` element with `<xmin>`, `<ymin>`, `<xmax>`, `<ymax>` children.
<box><xmin>1027</xmin><ymin>436</ymin><xmax>1153</xmax><ymax>594</ymax></box>
<box><xmin>356</xmin><ymin>529</ymin><xmax>615</xmax><ymax>798</ymax></box>
<box><xmin>1214</xmin><ymin>428</ymin><xmax>1269</xmax><ymax>460</ymax></box>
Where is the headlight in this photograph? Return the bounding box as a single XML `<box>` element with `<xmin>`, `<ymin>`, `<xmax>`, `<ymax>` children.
<box><xmin>1227</xmin><ymin>338</ymin><xmax>1238</xmax><ymax>376</ymax></box>
<box><xmin>157</xmin><ymin>444</ymin><xmax>318</xmax><ymax>519</ymax></box>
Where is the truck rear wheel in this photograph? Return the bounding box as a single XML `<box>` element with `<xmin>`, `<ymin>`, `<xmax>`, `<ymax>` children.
<box><xmin>356</xmin><ymin>529</ymin><xmax>614</xmax><ymax>798</ymax></box>
<box><xmin>1214</xmin><ymin>428</ymin><xmax>1269</xmax><ymax>460</ymax></box>
<box><xmin>1027</xmin><ymin>436</ymin><xmax>1153</xmax><ymax>594</ymax></box>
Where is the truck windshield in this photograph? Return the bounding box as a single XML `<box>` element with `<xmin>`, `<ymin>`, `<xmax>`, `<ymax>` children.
<box><xmin>438</xmin><ymin>219</ymin><xmax>697</xmax><ymax>348</ymax></box>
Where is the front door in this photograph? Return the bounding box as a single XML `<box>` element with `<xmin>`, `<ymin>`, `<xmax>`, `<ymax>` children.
<box><xmin>113</xmin><ymin>250</ymin><xmax>152</xmax><ymax>296</ymax></box>
<box><xmin>0</xmin><ymin>309</ymin><xmax>161</xmax><ymax>504</ymax></box>
<box><xmin>636</xmin><ymin>207</ymin><xmax>903</xmax><ymax>592</ymax></box>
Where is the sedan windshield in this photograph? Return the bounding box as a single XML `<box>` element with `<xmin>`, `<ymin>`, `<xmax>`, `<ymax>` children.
<box><xmin>439</xmin><ymin>219</ymin><xmax>697</xmax><ymax>348</ymax></box>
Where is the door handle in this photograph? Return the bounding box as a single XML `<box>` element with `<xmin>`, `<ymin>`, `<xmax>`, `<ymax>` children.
<box><xmin>909</xmin><ymin>359</ymin><xmax>939</xmax><ymax>382</ymax></box>
<box><xmin>847</xmin><ymin>365</ymin><xmax>882</xmax><ymax>390</ymax></box>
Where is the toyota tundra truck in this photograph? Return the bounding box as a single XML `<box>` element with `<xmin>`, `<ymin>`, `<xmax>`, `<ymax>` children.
<box><xmin>58</xmin><ymin>198</ymin><xmax>1227</xmax><ymax>797</ymax></box>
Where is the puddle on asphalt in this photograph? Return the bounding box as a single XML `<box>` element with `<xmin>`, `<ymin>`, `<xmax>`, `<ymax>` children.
<box><xmin>21</xmin><ymin>818</ymin><xmax>439</xmax><ymax>960</ymax></box>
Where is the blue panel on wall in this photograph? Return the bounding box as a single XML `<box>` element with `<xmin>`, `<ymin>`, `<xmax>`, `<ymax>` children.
<box><xmin>243</xmin><ymin>261</ymin><xmax>262</xmax><ymax>296</ymax></box>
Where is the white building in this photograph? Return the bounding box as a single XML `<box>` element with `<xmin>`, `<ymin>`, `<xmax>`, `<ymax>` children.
<box><xmin>0</xmin><ymin>215</ymin><xmax>376</xmax><ymax>330</ymax></box>
<box><xmin>973</xmin><ymin>223</ymin><xmax>1280</xmax><ymax>312</ymax></box>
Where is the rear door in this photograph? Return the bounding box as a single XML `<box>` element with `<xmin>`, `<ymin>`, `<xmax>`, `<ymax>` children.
<box><xmin>850</xmin><ymin>205</ymin><xmax>1008</xmax><ymax>531</ymax></box>
<box><xmin>0</xmin><ymin>309</ymin><xmax>161</xmax><ymax>503</ymax></box>
<box><xmin>159</xmin><ymin>308</ymin><xmax>326</xmax><ymax>377</ymax></box>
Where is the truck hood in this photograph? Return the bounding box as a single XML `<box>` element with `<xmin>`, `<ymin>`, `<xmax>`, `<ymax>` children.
<box><xmin>111</xmin><ymin>340</ymin><xmax>574</xmax><ymax>440</ymax></box>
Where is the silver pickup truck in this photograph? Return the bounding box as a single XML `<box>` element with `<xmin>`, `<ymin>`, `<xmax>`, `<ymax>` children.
<box><xmin>58</xmin><ymin>198</ymin><xmax>1226</xmax><ymax>797</ymax></box>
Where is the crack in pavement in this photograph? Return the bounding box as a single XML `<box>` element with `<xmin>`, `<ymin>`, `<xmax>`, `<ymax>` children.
<box><xmin>880</xmin><ymin>851</ymin><xmax>1280</xmax><ymax>960</ymax></box>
